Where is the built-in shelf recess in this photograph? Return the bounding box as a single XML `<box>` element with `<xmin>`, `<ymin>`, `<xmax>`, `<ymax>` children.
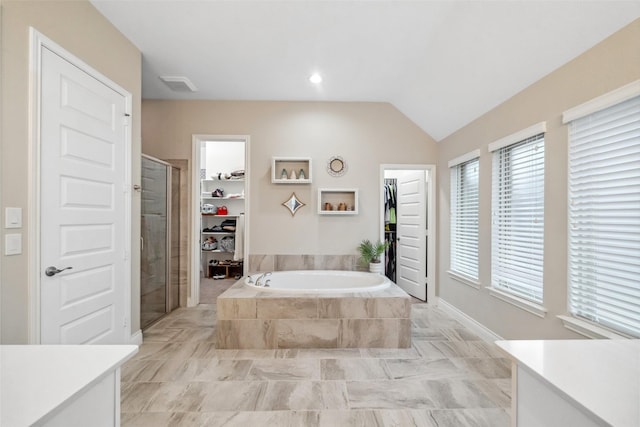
<box><xmin>318</xmin><ymin>188</ymin><xmax>358</xmax><ymax>215</ymax></box>
<box><xmin>272</xmin><ymin>157</ymin><xmax>312</xmax><ymax>184</ymax></box>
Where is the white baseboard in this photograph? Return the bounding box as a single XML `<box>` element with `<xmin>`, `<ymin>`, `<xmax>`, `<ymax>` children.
<box><xmin>129</xmin><ymin>329</ymin><xmax>143</xmax><ymax>345</ymax></box>
<box><xmin>437</xmin><ymin>298</ymin><xmax>503</xmax><ymax>342</ymax></box>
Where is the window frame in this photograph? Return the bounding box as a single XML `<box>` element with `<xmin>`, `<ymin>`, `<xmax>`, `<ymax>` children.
<box><xmin>488</xmin><ymin>123</ymin><xmax>547</xmax><ymax>314</ymax></box>
<box><xmin>448</xmin><ymin>150</ymin><xmax>481</xmax><ymax>287</ymax></box>
<box><xmin>563</xmin><ymin>83</ymin><xmax>640</xmax><ymax>338</ymax></box>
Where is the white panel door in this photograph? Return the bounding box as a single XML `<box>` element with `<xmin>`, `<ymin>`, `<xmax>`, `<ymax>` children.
<box><xmin>40</xmin><ymin>47</ymin><xmax>127</xmax><ymax>344</ymax></box>
<box><xmin>396</xmin><ymin>171</ymin><xmax>427</xmax><ymax>301</ymax></box>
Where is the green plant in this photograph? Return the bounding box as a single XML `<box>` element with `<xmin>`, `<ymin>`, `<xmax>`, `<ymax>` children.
<box><xmin>358</xmin><ymin>239</ymin><xmax>388</xmax><ymax>264</ymax></box>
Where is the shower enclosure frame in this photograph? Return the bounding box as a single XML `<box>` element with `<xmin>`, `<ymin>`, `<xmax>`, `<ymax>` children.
<box><xmin>141</xmin><ymin>154</ymin><xmax>173</xmax><ymax>328</ymax></box>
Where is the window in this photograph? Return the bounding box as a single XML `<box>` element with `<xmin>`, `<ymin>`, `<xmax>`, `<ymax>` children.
<box><xmin>450</xmin><ymin>156</ymin><xmax>480</xmax><ymax>282</ymax></box>
<box><xmin>490</xmin><ymin>132</ymin><xmax>545</xmax><ymax>305</ymax></box>
<box><xmin>567</xmin><ymin>94</ymin><xmax>640</xmax><ymax>337</ymax></box>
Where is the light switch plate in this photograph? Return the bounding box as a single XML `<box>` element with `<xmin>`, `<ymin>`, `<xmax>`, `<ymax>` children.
<box><xmin>5</xmin><ymin>233</ymin><xmax>22</xmax><ymax>255</ymax></box>
<box><xmin>5</xmin><ymin>207</ymin><xmax>22</xmax><ymax>229</ymax></box>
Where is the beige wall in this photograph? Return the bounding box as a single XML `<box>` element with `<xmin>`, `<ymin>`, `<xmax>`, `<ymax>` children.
<box><xmin>437</xmin><ymin>19</ymin><xmax>640</xmax><ymax>339</ymax></box>
<box><xmin>3</xmin><ymin>2</ymin><xmax>630</xmax><ymax>344</ymax></box>
<box><xmin>142</xmin><ymin>100</ymin><xmax>438</xmax><ymax>258</ymax></box>
<box><xmin>0</xmin><ymin>0</ymin><xmax>142</xmax><ymax>343</ymax></box>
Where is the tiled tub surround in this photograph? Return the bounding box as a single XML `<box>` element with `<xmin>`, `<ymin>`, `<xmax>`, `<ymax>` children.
<box><xmin>248</xmin><ymin>254</ymin><xmax>362</xmax><ymax>273</ymax></box>
<box><xmin>217</xmin><ymin>278</ymin><xmax>411</xmax><ymax>349</ymax></box>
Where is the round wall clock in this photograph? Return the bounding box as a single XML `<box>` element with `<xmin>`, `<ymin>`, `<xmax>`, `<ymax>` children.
<box><xmin>327</xmin><ymin>156</ymin><xmax>347</xmax><ymax>177</ymax></box>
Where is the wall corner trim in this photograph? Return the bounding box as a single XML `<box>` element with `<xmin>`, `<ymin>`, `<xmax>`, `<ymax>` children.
<box><xmin>437</xmin><ymin>298</ymin><xmax>503</xmax><ymax>343</ymax></box>
<box><xmin>130</xmin><ymin>329</ymin><xmax>143</xmax><ymax>345</ymax></box>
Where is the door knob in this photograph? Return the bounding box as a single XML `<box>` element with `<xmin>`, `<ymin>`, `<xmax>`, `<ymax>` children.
<box><xmin>45</xmin><ymin>266</ymin><xmax>72</xmax><ymax>277</ymax></box>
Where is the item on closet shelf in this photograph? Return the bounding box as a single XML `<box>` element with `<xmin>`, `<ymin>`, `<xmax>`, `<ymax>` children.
<box><xmin>213</xmin><ymin>188</ymin><xmax>224</xmax><ymax>198</ymax></box>
<box><xmin>290</xmin><ymin>169</ymin><xmax>297</xmax><ymax>180</ymax></box>
<box><xmin>202</xmin><ymin>204</ymin><xmax>217</xmax><ymax>214</ymax></box>
<box><xmin>217</xmin><ymin>206</ymin><xmax>228</xmax><ymax>215</ymax></box>
<box><xmin>299</xmin><ymin>169</ymin><xmax>306</xmax><ymax>180</ymax></box>
<box><xmin>281</xmin><ymin>168</ymin><xmax>288</xmax><ymax>180</ymax></box>
<box><xmin>202</xmin><ymin>237</ymin><xmax>217</xmax><ymax>250</ymax></box>
<box><xmin>220</xmin><ymin>236</ymin><xmax>235</xmax><ymax>252</ymax></box>
<box><xmin>324</xmin><ymin>202</ymin><xmax>333</xmax><ymax>211</ymax></box>
<box><xmin>215</xmin><ymin>172</ymin><xmax>232</xmax><ymax>180</ymax></box>
<box><xmin>209</xmin><ymin>259</ymin><xmax>219</xmax><ymax>266</ymax></box>
<box><xmin>221</xmin><ymin>219</ymin><xmax>236</xmax><ymax>231</ymax></box>
<box><xmin>338</xmin><ymin>203</ymin><xmax>347</xmax><ymax>211</ymax></box>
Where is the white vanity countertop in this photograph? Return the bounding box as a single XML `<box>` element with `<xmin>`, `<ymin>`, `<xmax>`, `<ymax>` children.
<box><xmin>1</xmin><ymin>345</ymin><xmax>138</xmax><ymax>426</ymax></box>
<box><xmin>496</xmin><ymin>339</ymin><xmax>640</xmax><ymax>427</ymax></box>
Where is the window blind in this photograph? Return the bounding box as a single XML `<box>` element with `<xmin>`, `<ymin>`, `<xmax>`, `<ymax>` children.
<box><xmin>491</xmin><ymin>134</ymin><xmax>545</xmax><ymax>303</ymax></box>
<box><xmin>450</xmin><ymin>157</ymin><xmax>479</xmax><ymax>280</ymax></box>
<box><xmin>568</xmin><ymin>95</ymin><xmax>640</xmax><ymax>337</ymax></box>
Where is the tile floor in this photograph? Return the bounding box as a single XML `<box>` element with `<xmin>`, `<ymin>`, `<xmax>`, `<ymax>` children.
<box><xmin>122</xmin><ymin>279</ymin><xmax>511</xmax><ymax>426</ymax></box>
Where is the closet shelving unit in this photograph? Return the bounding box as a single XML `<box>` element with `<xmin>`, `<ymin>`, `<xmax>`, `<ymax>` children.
<box><xmin>200</xmin><ymin>177</ymin><xmax>244</xmax><ymax>278</ymax></box>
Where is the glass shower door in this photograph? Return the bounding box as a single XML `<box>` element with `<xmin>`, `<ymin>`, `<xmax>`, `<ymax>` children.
<box><xmin>141</xmin><ymin>156</ymin><xmax>170</xmax><ymax>329</ymax></box>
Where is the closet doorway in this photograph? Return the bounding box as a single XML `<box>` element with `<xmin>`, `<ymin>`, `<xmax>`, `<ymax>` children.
<box><xmin>380</xmin><ymin>165</ymin><xmax>436</xmax><ymax>302</ymax></box>
<box><xmin>191</xmin><ymin>135</ymin><xmax>250</xmax><ymax>306</ymax></box>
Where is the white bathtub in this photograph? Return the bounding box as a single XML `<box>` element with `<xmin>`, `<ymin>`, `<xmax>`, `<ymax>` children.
<box><xmin>244</xmin><ymin>270</ymin><xmax>391</xmax><ymax>293</ymax></box>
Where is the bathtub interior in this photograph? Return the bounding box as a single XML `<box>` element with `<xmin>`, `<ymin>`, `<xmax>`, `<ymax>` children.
<box><xmin>244</xmin><ymin>270</ymin><xmax>391</xmax><ymax>292</ymax></box>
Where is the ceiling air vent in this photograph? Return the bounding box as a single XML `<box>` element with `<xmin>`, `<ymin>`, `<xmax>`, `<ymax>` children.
<box><xmin>159</xmin><ymin>76</ymin><xmax>198</xmax><ymax>92</ymax></box>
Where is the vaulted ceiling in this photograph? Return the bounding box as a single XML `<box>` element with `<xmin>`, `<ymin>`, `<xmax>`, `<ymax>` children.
<box><xmin>91</xmin><ymin>1</ymin><xmax>640</xmax><ymax>141</ymax></box>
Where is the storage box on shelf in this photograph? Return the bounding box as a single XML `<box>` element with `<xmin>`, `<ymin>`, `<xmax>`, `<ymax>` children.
<box><xmin>271</xmin><ymin>157</ymin><xmax>312</xmax><ymax>184</ymax></box>
<box><xmin>318</xmin><ymin>188</ymin><xmax>358</xmax><ymax>215</ymax></box>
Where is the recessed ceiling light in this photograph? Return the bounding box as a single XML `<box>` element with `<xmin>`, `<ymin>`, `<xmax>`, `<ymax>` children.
<box><xmin>309</xmin><ymin>73</ymin><xmax>322</xmax><ymax>84</ymax></box>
